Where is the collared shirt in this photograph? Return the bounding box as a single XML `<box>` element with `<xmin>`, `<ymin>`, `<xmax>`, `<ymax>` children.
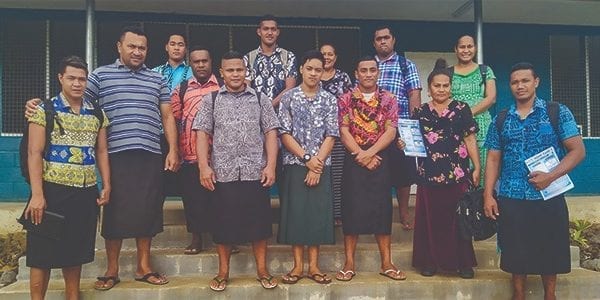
<box><xmin>152</xmin><ymin>61</ymin><xmax>193</xmax><ymax>94</ymax></box>
<box><xmin>414</xmin><ymin>101</ymin><xmax>478</xmax><ymax>186</ymax></box>
<box><xmin>192</xmin><ymin>85</ymin><xmax>280</xmax><ymax>183</ymax></box>
<box><xmin>321</xmin><ymin>69</ymin><xmax>353</xmax><ymax>98</ymax></box>
<box><xmin>244</xmin><ymin>46</ymin><xmax>298</xmax><ymax>99</ymax></box>
<box><xmin>376</xmin><ymin>52</ymin><xmax>422</xmax><ymax>119</ymax></box>
<box><xmin>278</xmin><ymin>86</ymin><xmax>339</xmax><ymax>166</ymax></box>
<box><xmin>338</xmin><ymin>86</ymin><xmax>398</xmax><ymax>147</ymax></box>
<box><xmin>485</xmin><ymin>97</ymin><xmax>580</xmax><ymax>200</ymax></box>
<box><xmin>86</xmin><ymin>59</ymin><xmax>170</xmax><ymax>155</ymax></box>
<box><xmin>171</xmin><ymin>74</ymin><xmax>220</xmax><ymax>162</ymax></box>
<box><xmin>28</xmin><ymin>94</ymin><xmax>109</xmax><ymax>188</ymax></box>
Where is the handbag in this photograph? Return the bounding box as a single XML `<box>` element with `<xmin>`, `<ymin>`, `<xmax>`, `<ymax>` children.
<box><xmin>17</xmin><ymin>207</ymin><xmax>65</xmax><ymax>241</ymax></box>
<box><xmin>456</xmin><ymin>186</ymin><xmax>497</xmax><ymax>241</ymax></box>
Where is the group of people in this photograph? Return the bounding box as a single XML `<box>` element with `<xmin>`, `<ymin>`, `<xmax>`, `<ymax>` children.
<box><xmin>22</xmin><ymin>14</ymin><xmax>585</xmax><ymax>300</ymax></box>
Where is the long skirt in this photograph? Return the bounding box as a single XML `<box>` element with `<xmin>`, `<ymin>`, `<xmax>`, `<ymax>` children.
<box><xmin>412</xmin><ymin>182</ymin><xmax>477</xmax><ymax>271</ymax></box>
<box><xmin>498</xmin><ymin>195</ymin><xmax>571</xmax><ymax>275</ymax></box>
<box><xmin>341</xmin><ymin>149</ymin><xmax>393</xmax><ymax>235</ymax></box>
<box><xmin>277</xmin><ymin>165</ymin><xmax>335</xmax><ymax>245</ymax></box>
<box><xmin>26</xmin><ymin>182</ymin><xmax>98</xmax><ymax>269</ymax></box>
<box><xmin>101</xmin><ymin>150</ymin><xmax>164</xmax><ymax>239</ymax></box>
<box><xmin>210</xmin><ymin>180</ymin><xmax>272</xmax><ymax>244</ymax></box>
<box><xmin>180</xmin><ymin>163</ymin><xmax>213</xmax><ymax>233</ymax></box>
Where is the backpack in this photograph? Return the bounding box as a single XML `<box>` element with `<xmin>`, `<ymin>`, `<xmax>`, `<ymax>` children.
<box><xmin>447</xmin><ymin>64</ymin><xmax>488</xmax><ymax>95</ymax></box>
<box><xmin>495</xmin><ymin>101</ymin><xmax>560</xmax><ymax>148</ymax></box>
<box><xmin>247</xmin><ymin>48</ymin><xmax>289</xmax><ymax>81</ymax></box>
<box><xmin>177</xmin><ymin>76</ymin><xmax>224</xmax><ymax>109</ymax></box>
<box><xmin>20</xmin><ymin>98</ymin><xmax>104</xmax><ymax>183</ymax></box>
<box><xmin>456</xmin><ymin>187</ymin><xmax>497</xmax><ymax>241</ymax></box>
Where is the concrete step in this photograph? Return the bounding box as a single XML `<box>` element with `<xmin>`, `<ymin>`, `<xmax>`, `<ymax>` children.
<box><xmin>16</xmin><ymin>242</ymin><xmax>580</xmax><ymax>281</ymax></box>
<box><xmin>4</xmin><ymin>269</ymin><xmax>600</xmax><ymax>300</ymax></box>
<box><xmin>94</xmin><ymin>223</ymin><xmax>417</xmax><ymax>250</ymax></box>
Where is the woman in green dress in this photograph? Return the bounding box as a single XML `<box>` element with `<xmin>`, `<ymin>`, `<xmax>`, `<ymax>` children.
<box><xmin>450</xmin><ymin>35</ymin><xmax>497</xmax><ymax>186</ymax></box>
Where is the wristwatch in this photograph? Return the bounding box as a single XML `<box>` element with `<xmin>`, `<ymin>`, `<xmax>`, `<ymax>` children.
<box><xmin>301</xmin><ymin>153</ymin><xmax>312</xmax><ymax>163</ymax></box>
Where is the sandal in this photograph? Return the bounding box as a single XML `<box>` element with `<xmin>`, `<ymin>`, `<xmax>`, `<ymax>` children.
<box><xmin>256</xmin><ymin>275</ymin><xmax>278</xmax><ymax>289</ymax></box>
<box><xmin>307</xmin><ymin>273</ymin><xmax>331</xmax><ymax>284</ymax></box>
<box><xmin>379</xmin><ymin>268</ymin><xmax>407</xmax><ymax>281</ymax></box>
<box><xmin>183</xmin><ymin>246</ymin><xmax>202</xmax><ymax>255</ymax></box>
<box><xmin>281</xmin><ymin>273</ymin><xmax>303</xmax><ymax>284</ymax></box>
<box><xmin>335</xmin><ymin>270</ymin><xmax>356</xmax><ymax>281</ymax></box>
<box><xmin>209</xmin><ymin>276</ymin><xmax>228</xmax><ymax>292</ymax></box>
<box><xmin>94</xmin><ymin>276</ymin><xmax>120</xmax><ymax>291</ymax></box>
<box><xmin>134</xmin><ymin>272</ymin><xmax>169</xmax><ymax>285</ymax></box>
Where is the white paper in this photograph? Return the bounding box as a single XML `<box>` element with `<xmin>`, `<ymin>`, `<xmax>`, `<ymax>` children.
<box><xmin>524</xmin><ymin>146</ymin><xmax>574</xmax><ymax>200</ymax></box>
<box><xmin>398</xmin><ymin>119</ymin><xmax>427</xmax><ymax>157</ymax></box>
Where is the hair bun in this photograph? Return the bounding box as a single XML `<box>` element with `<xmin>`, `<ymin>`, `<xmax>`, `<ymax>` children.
<box><xmin>433</xmin><ymin>58</ymin><xmax>448</xmax><ymax>71</ymax></box>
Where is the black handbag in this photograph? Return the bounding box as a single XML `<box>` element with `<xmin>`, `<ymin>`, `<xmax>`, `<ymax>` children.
<box><xmin>456</xmin><ymin>187</ymin><xmax>497</xmax><ymax>241</ymax></box>
<box><xmin>17</xmin><ymin>207</ymin><xmax>65</xmax><ymax>241</ymax></box>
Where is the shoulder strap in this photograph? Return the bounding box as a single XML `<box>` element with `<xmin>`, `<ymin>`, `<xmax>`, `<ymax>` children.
<box><xmin>280</xmin><ymin>48</ymin><xmax>289</xmax><ymax>69</ymax></box>
<box><xmin>479</xmin><ymin>64</ymin><xmax>488</xmax><ymax>95</ymax></box>
<box><xmin>248</xmin><ymin>49</ymin><xmax>259</xmax><ymax>73</ymax></box>
<box><xmin>89</xmin><ymin>100</ymin><xmax>104</xmax><ymax>129</ymax></box>
<box><xmin>547</xmin><ymin>101</ymin><xmax>560</xmax><ymax>135</ymax></box>
<box><xmin>178</xmin><ymin>80</ymin><xmax>189</xmax><ymax>109</ymax></box>
<box><xmin>398</xmin><ymin>55</ymin><xmax>409</xmax><ymax>80</ymax></box>
<box><xmin>495</xmin><ymin>108</ymin><xmax>509</xmax><ymax>148</ymax></box>
<box><xmin>447</xmin><ymin>66</ymin><xmax>455</xmax><ymax>78</ymax></box>
<box><xmin>216</xmin><ymin>77</ymin><xmax>224</xmax><ymax>87</ymax></box>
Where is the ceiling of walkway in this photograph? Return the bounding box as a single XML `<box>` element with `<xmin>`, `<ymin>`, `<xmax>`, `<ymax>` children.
<box><xmin>1</xmin><ymin>0</ymin><xmax>599</xmax><ymax>26</ymax></box>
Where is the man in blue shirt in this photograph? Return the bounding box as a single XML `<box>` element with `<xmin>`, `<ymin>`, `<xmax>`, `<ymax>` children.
<box><xmin>483</xmin><ymin>62</ymin><xmax>585</xmax><ymax>300</ymax></box>
<box><xmin>153</xmin><ymin>34</ymin><xmax>193</xmax><ymax>93</ymax></box>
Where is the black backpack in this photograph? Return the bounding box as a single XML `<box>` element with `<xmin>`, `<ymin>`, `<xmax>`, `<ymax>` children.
<box><xmin>20</xmin><ymin>99</ymin><xmax>104</xmax><ymax>184</ymax></box>
<box><xmin>456</xmin><ymin>187</ymin><xmax>497</xmax><ymax>241</ymax></box>
<box><xmin>495</xmin><ymin>101</ymin><xmax>560</xmax><ymax>148</ymax></box>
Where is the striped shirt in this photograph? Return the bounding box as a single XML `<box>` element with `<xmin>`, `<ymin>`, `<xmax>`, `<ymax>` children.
<box><xmin>86</xmin><ymin>59</ymin><xmax>170</xmax><ymax>154</ymax></box>
<box><xmin>376</xmin><ymin>52</ymin><xmax>422</xmax><ymax>119</ymax></box>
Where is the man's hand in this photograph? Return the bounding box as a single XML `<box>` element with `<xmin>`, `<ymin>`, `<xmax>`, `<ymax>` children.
<box><xmin>483</xmin><ymin>193</ymin><xmax>499</xmax><ymax>220</ymax></box>
<box><xmin>304</xmin><ymin>170</ymin><xmax>321</xmax><ymax>187</ymax></box>
<box><xmin>471</xmin><ymin>167</ymin><xmax>481</xmax><ymax>187</ymax></box>
<box><xmin>305</xmin><ymin>156</ymin><xmax>324</xmax><ymax>174</ymax></box>
<box><xmin>97</xmin><ymin>187</ymin><xmax>111</xmax><ymax>206</ymax></box>
<box><xmin>354</xmin><ymin>149</ymin><xmax>374</xmax><ymax>167</ymax></box>
<box><xmin>25</xmin><ymin>98</ymin><xmax>42</xmax><ymax>119</ymax></box>
<box><xmin>528</xmin><ymin>171</ymin><xmax>554</xmax><ymax>191</ymax></box>
<box><xmin>164</xmin><ymin>150</ymin><xmax>180</xmax><ymax>172</ymax></box>
<box><xmin>199</xmin><ymin>166</ymin><xmax>216</xmax><ymax>191</ymax></box>
<box><xmin>24</xmin><ymin>194</ymin><xmax>46</xmax><ymax>225</ymax></box>
<box><xmin>261</xmin><ymin>164</ymin><xmax>276</xmax><ymax>187</ymax></box>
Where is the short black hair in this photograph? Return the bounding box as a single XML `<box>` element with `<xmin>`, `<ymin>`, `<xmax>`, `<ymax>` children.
<box><xmin>455</xmin><ymin>34</ymin><xmax>476</xmax><ymax>48</ymax></box>
<box><xmin>189</xmin><ymin>45</ymin><xmax>211</xmax><ymax>58</ymax></box>
<box><xmin>319</xmin><ymin>43</ymin><xmax>337</xmax><ymax>55</ymax></box>
<box><xmin>510</xmin><ymin>62</ymin><xmax>538</xmax><ymax>79</ymax></box>
<box><xmin>119</xmin><ymin>25</ymin><xmax>146</xmax><ymax>42</ymax></box>
<box><xmin>427</xmin><ymin>58</ymin><xmax>452</xmax><ymax>86</ymax></box>
<box><xmin>300</xmin><ymin>50</ymin><xmax>325</xmax><ymax>68</ymax></box>
<box><xmin>166</xmin><ymin>33</ymin><xmax>186</xmax><ymax>45</ymax></box>
<box><xmin>258</xmin><ymin>14</ymin><xmax>278</xmax><ymax>27</ymax></box>
<box><xmin>221</xmin><ymin>50</ymin><xmax>244</xmax><ymax>61</ymax></box>
<box><xmin>58</xmin><ymin>55</ymin><xmax>88</xmax><ymax>75</ymax></box>
<box><xmin>374</xmin><ymin>25</ymin><xmax>395</xmax><ymax>39</ymax></box>
<box><xmin>355</xmin><ymin>55</ymin><xmax>378</xmax><ymax>70</ymax></box>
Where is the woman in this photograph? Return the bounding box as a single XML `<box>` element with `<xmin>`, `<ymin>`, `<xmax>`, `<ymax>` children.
<box><xmin>450</xmin><ymin>35</ymin><xmax>496</xmax><ymax>185</ymax></box>
<box><xmin>320</xmin><ymin>43</ymin><xmax>353</xmax><ymax>226</ymax></box>
<box><xmin>404</xmin><ymin>58</ymin><xmax>480</xmax><ymax>279</ymax></box>
<box><xmin>24</xmin><ymin>56</ymin><xmax>111</xmax><ymax>298</ymax></box>
<box><xmin>277</xmin><ymin>50</ymin><xmax>338</xmax><ymax>285</ymax></box>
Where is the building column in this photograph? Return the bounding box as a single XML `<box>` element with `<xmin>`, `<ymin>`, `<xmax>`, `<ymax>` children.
<box><xmin>86</xmin><ymin>0</ymin><xmax>96</xmax><ymax>69</ymax></box>
<box><xmin>474</xmin><ymin>0</ymin><xmax>484</xmax><ymax>63</ymax></box>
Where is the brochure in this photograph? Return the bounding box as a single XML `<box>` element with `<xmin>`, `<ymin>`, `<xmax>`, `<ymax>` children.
<box><xmin>524</xmin><ymin>146</ymin><xmax>574</xmax><ymax>200</ymax></box>
<box><xmin>398</xmin><ymin>119</ymin><xmax>427</xmax><ymax>157</ymax></box>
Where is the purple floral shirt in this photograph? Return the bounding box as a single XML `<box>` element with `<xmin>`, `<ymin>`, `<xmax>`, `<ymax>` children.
<box><xmin>414</xmin><ymin>100</ymin><xmax>478</xmax><ymax>186</ymax></box>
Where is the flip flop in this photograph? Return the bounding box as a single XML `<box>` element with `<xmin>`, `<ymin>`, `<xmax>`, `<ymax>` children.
<box><xmin>134</xmin><ymin>272</ymin><xmax>169</xmax><ymax>285</ymax></box>
<box><xmin>94</xmin><ymin>276</ymin><xmax>120</xmax><ymax>291</ymax></box>
<box><xmin>281</xmin><ymin>273</ymin><xmax>303</xmax><ymax>284</ymax></box>
<box><xmin>231</xmin><ymin>245</ymin><xmax>241</xmax><ymax>254</ymax></box>
<box><xmin>256</xmin><ymin>275</ymin><xmax>278</xmax><ymax>289</ymax></box>
<box><xmin>209</xmin><ymin>276</ymin><xmax>228</xmax><ymax>292</ymax></box>
<box><xmin>307</xmin><ymin>273</ymin><xmax>331</xmax><ymax>284</ymax></box>
<box><xmin>183</xmin><ymin>246</ymin><xmax>202</xmax><ymax>255</ymax></box>
<box><xmin>379</xmin><ymin>269</ymin><xmax>407</xmax><ymax>281</ymax></box>
<box><xmin>335</xmin><ymin>270</ymin><xmax>356</xmax><ymax>281</ymax></box>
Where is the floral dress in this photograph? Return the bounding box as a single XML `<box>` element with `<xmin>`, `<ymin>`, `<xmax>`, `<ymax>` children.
<box><xmin>414</xmin><ymin>100</ymin><xmax>478</xmax><ymax>186</ymax></box>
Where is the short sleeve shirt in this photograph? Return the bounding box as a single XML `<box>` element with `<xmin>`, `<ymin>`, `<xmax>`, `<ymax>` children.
<box><xmin>192</xmin><ymin>86</ymin><xmax>280</xmax><ymax>183</ymax></box>
<box><xmin>278</xmin><ymin>86</ymin><xmax>339</xmax><ymax>166</ymax></box>
<box><xmin>376</xmin><ymin>52</ymin><xmax>422</xmax><ymax>119</ymax></box>
<box><xmin>485</xmin><ymin>97</ymin><xmax>580</xmax><ymax>200</ymax></box>
<box><xmin>244</xmin><ymin>46</ymin><xmax>298</xmax><ymax>99</ymax></box>
<box><xmin>321</xmin><ymin>69</ymin><xmax>353</xmax><ymax>98</ymax></box>
<box><xmin>152</xmin><ymin>61</ymin><xmax>193</xmax><ymax>94</ymax></box>
<box><xmin>28</xmin><ymin>94</ymin><xmax>109</xmax><ymax>188</ymax></box>
<box><xmin>414</xmin><ymin>100</ymin><xmax>478</xmax><ymax>186</ymax></box>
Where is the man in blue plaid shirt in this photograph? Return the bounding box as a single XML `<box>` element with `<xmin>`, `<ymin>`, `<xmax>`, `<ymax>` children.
<box><xmin>374</xmin><ymin>26</ymin><xmax>422</xmax><ymax>231</ymax></box>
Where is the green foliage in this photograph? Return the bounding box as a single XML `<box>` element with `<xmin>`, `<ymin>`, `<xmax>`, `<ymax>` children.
<box><xmin>570</xmin><ymin>219</ymin><xmax>592</xmax><ymax>249</ymax></box>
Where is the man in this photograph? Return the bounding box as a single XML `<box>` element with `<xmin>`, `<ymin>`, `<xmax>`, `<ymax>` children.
<box><xmin>153</xmin><ymin>34</ymin><xmax>193</xmax><ymax>93</ymax></box>
<box><xmin>336</xmin><ymin>56</ymin><xmax>406</xmax><ymax>282</ymax></box>
<box><xmin>193</xmin><ymin>51</ymin><xmax>279</xmax><ymax>292</ymax></box>
<box><xmin>171</xmin><ymin>46</ymin><xmax>220</xmax><ymax>255</ymax></box>
<box><xmin>484</xmin><ymin>63</ymin><xmax>585</xmax><ymax>300</ymax></box>
<box><xmin>244</xmin><ymin>14</ymin><xmax>297</xmax><ymax>108</ymax></box>
<box><xmin>373</xmin><ymin>26</ymin><xmax>422</xmax><ymax>230</ymax></box>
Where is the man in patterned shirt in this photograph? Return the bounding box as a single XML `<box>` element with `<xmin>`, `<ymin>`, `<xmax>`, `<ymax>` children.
<box><xmin>244</xmin><ymin>14</ymin><xmax>297</xmax><ymax>108</ymax></box>
<box><xmin>152</xmin><ymin>34</ymin><xmax>192</xmax><ymax>93</ymax></box>
<box><xmin>484</xmin><ymin>62</ymin><xmax>585</xmax><ymax>300</ymax></box>
<box><xmin>373</xmin><ymin>25</ymin><xmax>422</xmax><ymax>230</ymax></box>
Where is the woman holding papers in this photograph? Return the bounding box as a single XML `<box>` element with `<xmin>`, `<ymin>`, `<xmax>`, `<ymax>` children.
<box><xmin>399</xmin><ymin>59</ymin><xmax>480</xmax><ymax>278</ymax></box>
